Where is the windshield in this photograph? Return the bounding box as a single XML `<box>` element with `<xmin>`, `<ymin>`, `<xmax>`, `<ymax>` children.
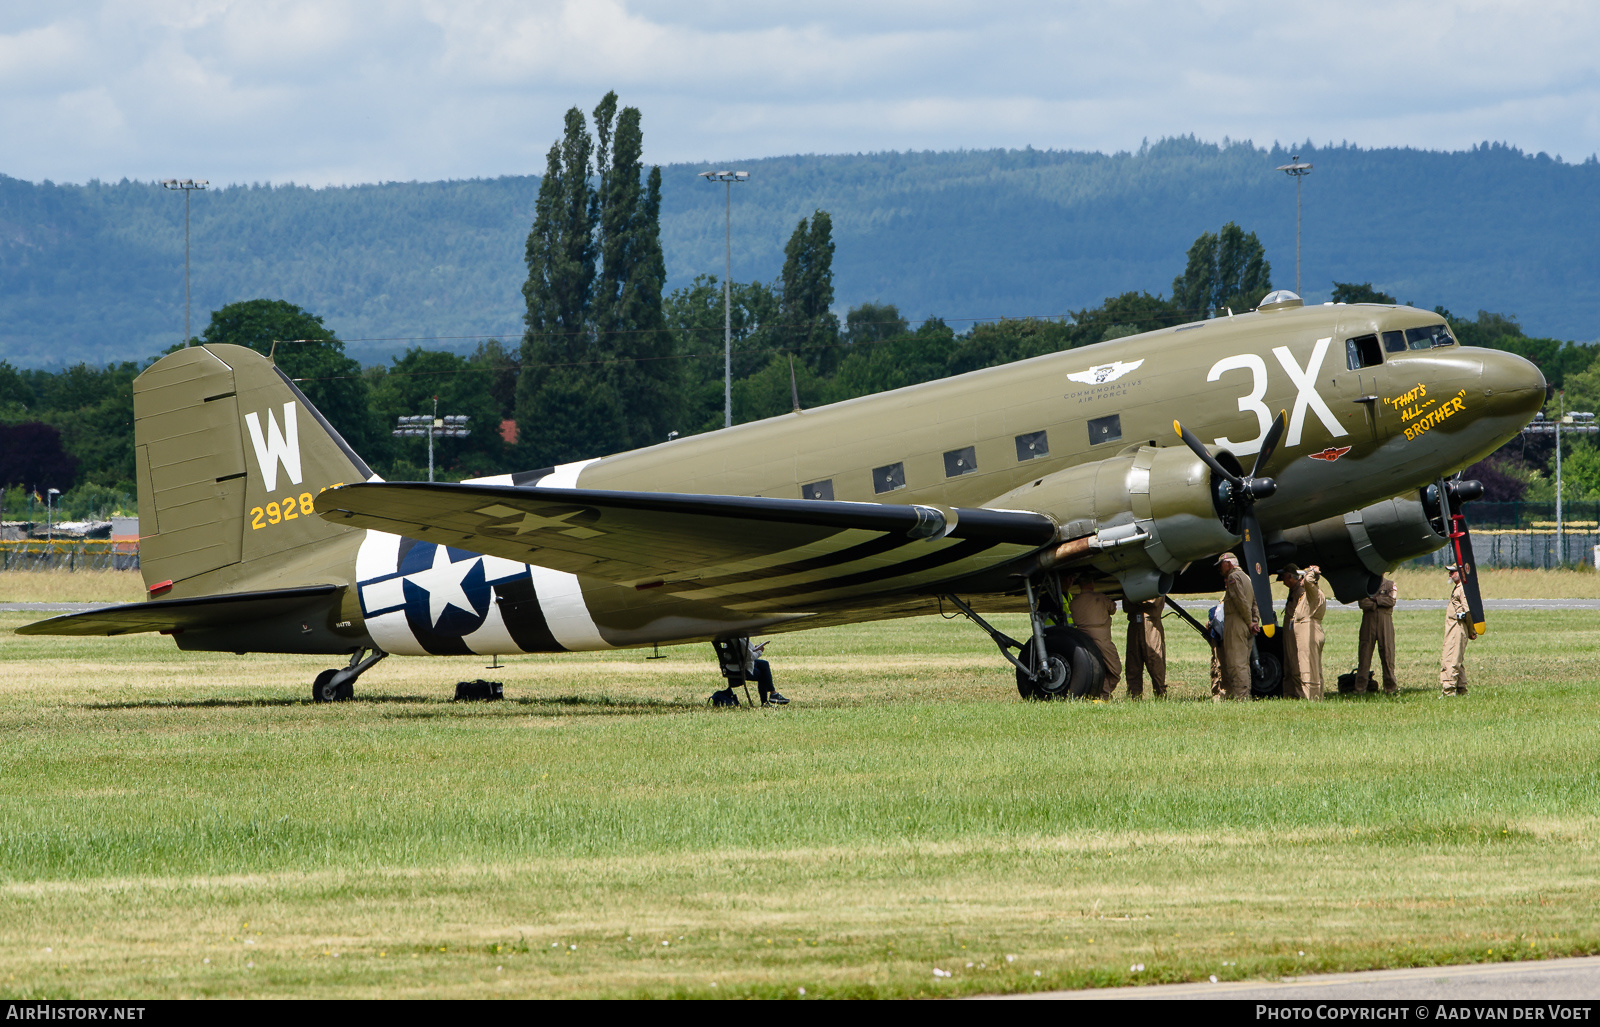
<box><xmin>1404</xmin><ymin>324</ymin><xmax>1455</xmax><ymax>349</ymax></box>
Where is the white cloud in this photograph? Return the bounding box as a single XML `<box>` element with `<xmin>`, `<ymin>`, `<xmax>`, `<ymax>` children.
<box><xmin>0</xmin><ymin>0</ymin><xmax>1596</xmax><ymax>185</ymax></box>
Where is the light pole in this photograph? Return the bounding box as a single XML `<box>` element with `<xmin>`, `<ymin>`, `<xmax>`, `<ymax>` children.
<box><xmin>161</xmin><ymin>179</ymin><xmax>209</xmax><ymax>345</ymax></box>
<box><xmin>698</xmin><ymin>170</ymin><xmax>749</xmax><ymax>428</ymax></box>
<box><xmin>1522</xmin><ymin>400</ymin><xmax>1597</xmax><ymax>563</ymax></box>
<box><xmin>1275</xmin><ymin>155</ymin><xmax>1313</xmax><ymax>296</ymax></box>
<box><xmin>46</xmin><ymin>488</ymin><xmax>60</xmax><ymax>542</ymax></box>
<box><xmin>394</xmin><ymin>397</ymin><xmax>470</xmax><ymax>483</ymax></box>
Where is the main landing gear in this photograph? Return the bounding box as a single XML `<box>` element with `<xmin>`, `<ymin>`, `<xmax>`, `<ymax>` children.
<box><xmin>312</xmin><ymin>646</ymin><xmax>388</xmax><ymax>703</ymax></box>
<box><xmin>944</xmin><ymin>576</ymin><xmax>1105</xmax><ymax>700</ymax></box>
<box><xmin>709</xmin><ymin>637</ymin><xmax>788</xmax><ymax>707</ymax></box>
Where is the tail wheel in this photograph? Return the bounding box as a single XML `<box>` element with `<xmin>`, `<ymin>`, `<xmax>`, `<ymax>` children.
<box><xmin>1016</xmin><ymin>626</ymin><xmax>1105</xmax><ymax>700</ymax></box>
<box><xmin>313</xmin><ymin>669</ymin><xmax>342</xmax><ymax>703</ymax></box>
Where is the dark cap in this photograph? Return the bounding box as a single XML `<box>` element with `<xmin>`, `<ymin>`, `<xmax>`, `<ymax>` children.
<box><xmin>1277</xmin><ymin>563</ymin><xmax>1301</xmax><ymax>578</ymax></box>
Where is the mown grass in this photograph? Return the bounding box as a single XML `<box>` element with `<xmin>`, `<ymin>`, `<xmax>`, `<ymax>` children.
<box><xmin>0</xmin><ymin>569</ymin><xmax>146</xmax><ymax>604</ymax></box>
<box><xmin>2</xmin><ymin>591</ymin><xmax>1599</xmax><ymax>998</ymax></box>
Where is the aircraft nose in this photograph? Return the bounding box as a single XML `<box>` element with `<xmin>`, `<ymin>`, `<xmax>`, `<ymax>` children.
<box><xmin>1478</xmin><ymin>347</ymin><xmax>1547</xmax><ymax>420</ymax></box>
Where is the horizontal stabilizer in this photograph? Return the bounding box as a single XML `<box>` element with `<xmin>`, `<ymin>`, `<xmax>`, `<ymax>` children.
<box><xmin>16</xmin><ymin>585</ymin><xmax>342</xmax><ymax>637</ymax></box>
<box><xmin>316</xmin><ymin>483</ymin><xmax>1055</xmax><ymax>588</ymax></box>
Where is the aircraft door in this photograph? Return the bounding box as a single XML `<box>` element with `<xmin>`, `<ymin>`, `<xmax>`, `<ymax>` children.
<box><xmin>1336</xmin><ymin>331</ymin><xmax>1385</xmax><ymax>441</ymax></box>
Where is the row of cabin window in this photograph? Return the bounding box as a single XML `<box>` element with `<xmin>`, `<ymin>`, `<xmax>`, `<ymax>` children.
<box><xmin>799</xmin><ymin>417</ymin><xmax>1124</xmax><ymax>499</ymax></box>
<box><xmin>1346</xmin><ymin>323</ymin><xmax>1455</xmax><ymax>370</ymax></box>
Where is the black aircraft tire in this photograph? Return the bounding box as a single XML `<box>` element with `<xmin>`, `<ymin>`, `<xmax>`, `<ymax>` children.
<box><xmin>334</xmin><ymin>679</ymin><xmax>355</xmax><ymax>701</ymax></box>
<box><xmin>313</xmin><ymin>669</ymin><xmax>339</xmax><ymax>703</ymax></box>
<box><xmin>1015</xmin><ymin>626</ymin><xmax>1103</xmax><ymax>700</ymax></box>
<box><xmin>1251</xmin><ymin>649</ymin><xmax>1284</xmax><ymax>698</ymax></box>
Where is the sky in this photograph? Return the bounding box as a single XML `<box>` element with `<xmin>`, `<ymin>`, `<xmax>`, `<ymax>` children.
<box><xmin>2</xmin><ymin>1</ymin><xmax>1597</xmax><ymax>186</ymax></box>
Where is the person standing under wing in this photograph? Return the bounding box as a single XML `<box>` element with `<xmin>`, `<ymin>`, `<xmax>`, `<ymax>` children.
<box><xmin>1299</xmin><ymin>565</ymin><xmax>1327</xmax><ymax>700</ymax></box>
<box><xmin>1439</xmin><ymin>565</ymin><xmax>1473</xmax><ymax>697</ymax></box>
<box><xmin>1069</xmin><ymin>576</ymin><xmax>1122</xmax><ymax>700</ymax></box>
<box><xmin>1217</xmin><ymin>552</ymin><xmax>1259</xmax><ymax>702</ymax></box>
<box><xmin>1357</xmin><ymin>576</ymin><xmax>1400</xmax><ymax>693</ymax></box>
<box><xmin>1278</xmin><ymin>564</ymin><xmax>1305</xmax><ymax>699</ymax></box>
<box><xmin>1123</xmin><ymin>596</ymin><xmax>1167</xmax><ymax>698</ymax></box>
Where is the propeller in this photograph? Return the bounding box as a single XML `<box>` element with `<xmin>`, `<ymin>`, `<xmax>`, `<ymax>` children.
<box><xmin>1173</xmin><ymin>411</ymin><xmax>1288</xmax><ymax>638</ymax></box>
<box><xmin>1429</xmin><ymin>476</ymin><xmax>1486</xmax><ymax>637</ymax></box>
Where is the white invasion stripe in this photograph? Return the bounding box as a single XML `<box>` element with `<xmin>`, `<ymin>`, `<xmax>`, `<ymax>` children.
<box><xmin>461</xmin><ymin>591</ymin><xmax>522</xmax><ymax>656</ymax></box>
<box><xmin>530</xmin><ymin>565</ymin><xmax>612</xmax><ymax>650</ymax></box>
<box><xmin>461</xmin><ymin>473</ymin><xmax>514</xmax><ymax>485</ymax></box>
<box><xmin>355</xmin><ymin>530</ymin><xmax>402</xmax><ymax>581</ymax></box>
<box><xmin>542</xmin><ymin>458</ymin><xmax>598</xmax><ymax>489</ymax></box>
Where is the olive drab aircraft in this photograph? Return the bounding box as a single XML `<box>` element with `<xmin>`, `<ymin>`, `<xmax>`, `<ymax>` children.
<box><xmin>21</xmin><ymin>290</ymin><xmax>1546</xmax><ymax>702</ymax></box>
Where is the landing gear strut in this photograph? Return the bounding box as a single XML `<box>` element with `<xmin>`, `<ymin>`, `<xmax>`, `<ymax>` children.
<box><xmin>944</xmin><ymin>577</ymin><xmax>1105</xmax><ymax>700</ymax></box>
<box><xmin>312</xmin><ymin>646</ymin><xmax>388</xmax><ymax>703</ymax></box>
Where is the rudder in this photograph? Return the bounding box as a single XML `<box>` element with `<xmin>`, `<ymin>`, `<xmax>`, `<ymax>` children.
<box><xmin>134</xmin><ymin>344</ymin><xmax>371</xmax><ymax>597</ymax></box>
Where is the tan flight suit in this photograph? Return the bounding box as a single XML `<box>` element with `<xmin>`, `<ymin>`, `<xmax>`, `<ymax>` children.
<box><xmin>1069</xmin><ymin>587</ymin><xmax>1122</xmax><ymax>698</ymax></box>
<box><xmin>1280</xmin><ymin>580</ymin><xmax>1303</xmax><ymax>698</ymax></box>
<box><xmin>1357</xmin><ymin>577</ymin><xmax>1399</xmax><ymax>693</ymax></box>
<box><xmin>1439</xmin><ymin>581</ymin><xmax>1472</xmax><ymax>696</ymax></box>
<box><xmin>1123</xmin><ymin>597</ymin><xmax>1167</xmax><ymax>698</ymax></box>
<box><xmin>1291</xmin><ymin>568</ymin><xmax>1327</xmax><ymax>700</ymax></box>
<box><xmin>1220</xmin><ymin>567</ymin><xmax>1258</xmax><ymax>701</ymax></box>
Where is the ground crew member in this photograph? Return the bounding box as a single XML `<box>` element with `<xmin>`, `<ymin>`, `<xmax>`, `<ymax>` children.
<box><xmin>1123</xmin><ymin>596</ymin><xmax>1167</xmax><ymax>698</ymax></box>
<box><xmin>1439</xmin><ymin>565</ymin><xmax>1473</xmax><ymax>697</ymax></box>
<box><xmin>1293</xmin><ymin>564</ymin><xmax>1327</xmax><ymax>700</ymax></box>
<box><xmin>1068</xmin><ymin>575</ymin><xmax>1122</xmax><ymax>699</ymax></box>
<box><xmin>1357</xmin><ymin>576</ymin><xmax>1399</xmax><ymax>693</ymax></box>
<box><xmin>1217</xmin><ymin>552</ymin><xmax>1259</xmax><ymax>702</ymax></box>
<box><xmin>1277</xmin><ymin>565</ymin><xmax>1304</xmax><ymax>698</ymax></box>
<box><xmin>1207</xmin><ymin>603</ymin><xmax>1224</xmax><ymax>700</ymax></box>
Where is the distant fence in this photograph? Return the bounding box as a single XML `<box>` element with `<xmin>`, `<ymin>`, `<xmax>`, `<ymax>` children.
<box><xmin>0</xmin><ymin>540</ymin><xmax>140</xmax><ymax>571</ymax></box>
<box><xmin>1408</xmin><ymin>531</ymin><xmax>1600</xmax><ymax>570</ymax></box>
<box><xmin>1468</xmin><ymin>501</ymin><xmax>1600</xmax><ymax>530</ymax></box>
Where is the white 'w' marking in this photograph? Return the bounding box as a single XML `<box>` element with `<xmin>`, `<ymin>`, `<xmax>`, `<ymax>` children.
<box><xmin>244</xmin><ymin>403</ymin><xmax>303</xmax><ymax>493</ymax></box>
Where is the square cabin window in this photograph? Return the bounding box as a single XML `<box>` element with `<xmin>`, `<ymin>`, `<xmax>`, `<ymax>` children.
<box><xmin>1087</xmin><ymin>414</ymin><xmax>1122</xmax><ymax>446</ymax></box>
<box><xmin>943</xmin><ymin>446</ymin><xmax>978</xmax><ymax>477</ymax></box>
<box><xmin>1015</xmin><ymin>430</ymin><xmax>1049</xmax><ymax>461</ymax></box>
<box><xmin>872</xmin><ymin>462</ymin><xmax>906</xmax><ymax>494</ymax></box>
<box><xmin>801</xmin><ymin>479</ymin><xmax>834</xmax><ymax>501</ymax></box>
<box><xmin>1346</xmin><ymin>334</ymin><xmax>1383</xmax><ymax>369</ymax></box>
<box><xmin>1383</xmin><ymin>330</ymin><xmax>1406</xmax><ymax>353</ymax></box>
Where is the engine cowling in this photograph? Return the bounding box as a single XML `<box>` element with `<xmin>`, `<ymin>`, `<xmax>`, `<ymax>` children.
<box><xmin>1279</xmin><ymin>494</ymin><xmax>1447</xmax><ymax>603</ymax></box>
<box><xmin>986</xmin><ymin>445</ymin><xmax>1238</xmax><ymax>600</ymax></box>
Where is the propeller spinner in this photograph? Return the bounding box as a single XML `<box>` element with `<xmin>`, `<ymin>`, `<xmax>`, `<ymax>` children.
<box><xmin>1173</xmin><ymin>412</ymin><xmax>1288</xmax><ymax>638</ymax></box>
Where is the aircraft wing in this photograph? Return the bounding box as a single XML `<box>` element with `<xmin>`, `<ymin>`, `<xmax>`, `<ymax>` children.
<box><xmin>15</xmin><ymin>585</ymin><xmax>342</xmax><ymax>636</ymax></box>
<box><xmin>316</xmin><ymin>483</ymin><xmax>1056</xmax><ymax>599</ymax></box>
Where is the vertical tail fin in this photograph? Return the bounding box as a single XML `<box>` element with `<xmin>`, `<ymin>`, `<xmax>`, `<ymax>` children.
<box><xmin>134</xmin><ymin>343</ymin><xmax>371</xmax><ymax>596</ymax></box>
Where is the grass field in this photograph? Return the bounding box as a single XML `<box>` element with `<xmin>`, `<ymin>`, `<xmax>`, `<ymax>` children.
<box><xmin>3</xmin><ymin>572</ymin><xmax>1600</xmax><ymax>998</ymax></box>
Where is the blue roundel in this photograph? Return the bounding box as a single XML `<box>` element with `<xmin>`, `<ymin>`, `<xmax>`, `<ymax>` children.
<box><xmin>399</xmin><ymin>543</ymin><xmax>494</xmax><ymax>642</ymax></box>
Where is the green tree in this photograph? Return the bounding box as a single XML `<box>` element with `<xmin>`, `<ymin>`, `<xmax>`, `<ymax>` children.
<box><xmin>845</xmin><ymin>302</ymin><xmax>908</xmax><ymax>346</ymax></box>
<box><xmin>516</xmin><ymin>105</ymin><xmax>609</xmax><ymax>465</ymax></box>
<box><xmin>780</xmin><ymin>211</ymin><xmax>840</xmax><ymax>375</ymax></box>
<box><xmin>468</xmin><ymin>339</ymin><xmax>520</xmax><ymax>423</ymax></box>
<box><xmin>591</xmin><ymin>93</ymin><xmax>679</xmax><ymax>450</ymax></box>
<box><xmin>1071</xmin><ymin>291</ymin><xmax>1187</xmax><ymax>343</ymax></box>
<box><xmin>1331</xmin><ymin>281</ymin><xmax>1397</xmax><ymax>304</ymax></box>
<box><xmin>665</xmin><ymin>274</ymin><xmax>781</xmax><ymax>433</ymax></box>
<box><xmin>198</xmin><ymin>299</ymin><xmax>377</xmax><ymax>457</ymax></box>
<box><xmin>733</xmin><ymin>354</ymin><xmax>828</xmax><ymax>422</ymax></box>
<box><xmin>1171</xmin><ymin>222</ymin><xmax>1271</xmax><ymax>318</ymax></box>
<box><xmin>367</xmin><ymin>347</ymin><xmax>506</xmax><ymax>480</ymax></box>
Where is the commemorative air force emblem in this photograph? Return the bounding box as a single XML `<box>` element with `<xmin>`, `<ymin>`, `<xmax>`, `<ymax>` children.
<box><xmin>1308</xmin><ymin>445</ymin><xmax>1353</xmax><ymax>462</ymax></box>
<box><xmin>1066</xmin><ymin>359</ymin><xmax>1144</xmax><ymax>385</ymax></box>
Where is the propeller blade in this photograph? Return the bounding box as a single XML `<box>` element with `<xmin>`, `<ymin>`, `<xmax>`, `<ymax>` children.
<box><xmin>1173</xmin><ymin>419</ymin><xmax>1241</xmax><ymax>486</ymax></box>
<box><xmin>1448</xmin><ymin>482</ymin><xmax>1487</xmax><ymax>637</ymax></box>
<box><xmin>1240</xmin><ymin>509</ymin><xmax>1277</xmax><ymax>638</ymax></box>
<box><xmin>1249</xmin><ymin>409</ymin><xmax>1289</xmax><ymax>480</ymax></box>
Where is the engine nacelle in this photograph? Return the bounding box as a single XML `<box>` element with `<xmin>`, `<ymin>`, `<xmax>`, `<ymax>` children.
<box><xmin>1280</xmin><ymin>494</ymin><xmax>1447</xmax><ymax>603</ymax></box>
<box><xmin>988</xmin><ymin>445</ymin><xmax>1237</xmax><ymax>600</ymax></box>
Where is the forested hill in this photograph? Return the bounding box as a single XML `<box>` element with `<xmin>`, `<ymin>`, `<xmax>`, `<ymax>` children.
<box><xmin>3</xmin><ymin>137</ymin><xmax>1597</xmax><ymax>368</ymax></box>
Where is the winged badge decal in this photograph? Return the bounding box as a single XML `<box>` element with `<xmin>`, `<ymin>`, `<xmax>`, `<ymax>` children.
<box><xmin>1067</xmin><ymin>359</ymin><xmax>1144</xmax><ymax>385</ymax></box>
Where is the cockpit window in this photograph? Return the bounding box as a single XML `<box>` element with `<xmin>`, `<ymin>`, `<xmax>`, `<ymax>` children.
<box><xmin>1405</xmin><ymin>324</ymin><xmax>1454</xmax><ymax>349</ymax></box>
<box><xmin>1346</xmin><ymin>334</ymin><xmax>1383</xmax><ymax>369</ymax></box>
<box><xmin>1382</xmin><ymin>330</ymin><xmax>1406</xmax><ymax>353</ymax></box>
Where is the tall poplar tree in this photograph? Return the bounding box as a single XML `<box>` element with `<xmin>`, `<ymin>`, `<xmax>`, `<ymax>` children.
<box><xmin>779</xmin><ymin>210</ymin><xmax>840</xmax><ymax>375</ymax></box>
<box><xmin>1170</xmin><ymin>221</ymin><xmax>1272</xmax><ymax>319</ymax></box>
<box><xmin>515</xmin><ymin>94</ymin><xmax>677</xmax><ymax>464</ymax></box>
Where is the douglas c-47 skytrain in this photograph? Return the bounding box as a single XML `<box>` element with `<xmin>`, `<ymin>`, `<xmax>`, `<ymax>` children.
<box><xmin>22</xmin><ymin>291</ymin><xmax>1546</xmax><ymax>702</ymax></box>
